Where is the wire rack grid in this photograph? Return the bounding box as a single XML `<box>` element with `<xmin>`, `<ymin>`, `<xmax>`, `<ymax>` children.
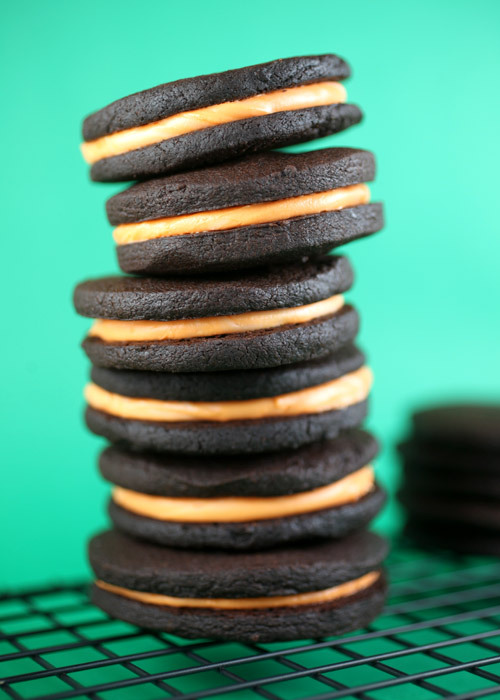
<box><xmin>2</xmin><ymin>542</ymin><xmax>500</xmax><ymax>700</ymax></box>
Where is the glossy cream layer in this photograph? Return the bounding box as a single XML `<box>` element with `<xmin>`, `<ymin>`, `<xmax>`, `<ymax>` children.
<box><xmin>85</xmin><ymin>366</ymin><xmax>372</xmax><ymax>423</ymax></box>
<box><xmin>113</xmin><ymin>184</ymin><xmax>370</xmax><ymax>244</ymax></box>
<box><xmin>95</xmin><ymin>571</ymin><xmax>380</xmax><ymax>610</ymax></box>
<box><xmin>112</xmin><ymin>465</ymin><xmax>374</xmax><ymax>523</ymax></box>
<box><xmin>88</xmin><ymin>294</ymin><xmax>345</xmax><ymax>343</ymax></box>
<box><xmin>81</xmin><ymin>81</ymin><xmax>346</xmax><ymax>164</ymax></box>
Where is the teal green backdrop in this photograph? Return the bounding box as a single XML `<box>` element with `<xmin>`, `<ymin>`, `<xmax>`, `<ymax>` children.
<box><xmin>1</xmin><ymin>0</ymin><xmax>499</xmax><ymax>588</ymax></box>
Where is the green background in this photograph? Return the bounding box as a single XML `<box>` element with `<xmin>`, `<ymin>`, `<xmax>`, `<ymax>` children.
<box><xmin>1</xmin><ymin>0</ymin><xmax>499</xmax><ymax>589</ymax></box>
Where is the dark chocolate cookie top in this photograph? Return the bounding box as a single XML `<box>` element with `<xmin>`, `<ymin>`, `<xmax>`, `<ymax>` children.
<box><xmin>106</xmin><ymin>148</ymin><xmax>375</xmax><ymax>224</ymax></box>
<box><xmin>88</xmin><ymin>529</ymin><xmax>388</xmax><ymax>598</ymax></box>
<box><xmin>73</xmin><ymin>255</ymin><xmax>353</xmax><ymax>321</ymax></box>
<box><xmin>100</xmin><ymin>428</ymin><xmax>378</xmax><ymax>497</ymax></box>
<box><xmin>412</xmin><ymin>404</ymin><xmax>500</xmax><ymax>450</ymax></box>
<box><xmin>83</xmin><ymin>55</ymin><xmax>351</xmax><ymax>141</ymax></box>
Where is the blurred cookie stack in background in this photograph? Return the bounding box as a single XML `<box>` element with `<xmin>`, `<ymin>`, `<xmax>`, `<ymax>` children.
<box><xmin>400</xmin><ymin>404</ymin><xmax>500</xmax><ymax>555</ymax></box>
<box><xmin>74</xmin><ymin>55</ymin><xmax>388</xmax><ymax>642</ymax></box>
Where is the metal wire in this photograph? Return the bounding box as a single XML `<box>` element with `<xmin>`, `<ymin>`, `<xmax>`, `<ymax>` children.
<box><xmin>2</xmin><ymin>542</ymin><xmax>500</xmax><ymax>700</ymax></box>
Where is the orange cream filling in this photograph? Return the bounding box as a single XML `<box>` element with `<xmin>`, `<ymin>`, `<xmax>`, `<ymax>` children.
<box><xmin>113</xmin><ymin>184</ymin><xmax>370</xmax><ymax>244</ymax></box>
<box><xmin>95</xmin><ymin>571</ymin><xmax>380</xmax><ymax>610</ymax></box>
<box><xmin>88</xmin><ymin>294</ymin><xmax>344</xmax><ymax>343</ymax></box>
<box><xmin>81</xmin><ymin>81</ymin><xmax>347</xmax><ymax>164</ymax></box>
<box><xmin>84</xmin><ymin>366</ymin><xmax>372</xmax><ymax>423</ymax></box>
<box><xmin>112</xmin><ymin>465</ymin><xmax>374</xmax><ymax>522</ymax></box>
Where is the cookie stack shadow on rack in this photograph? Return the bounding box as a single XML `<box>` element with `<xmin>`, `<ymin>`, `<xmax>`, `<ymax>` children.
<box><xmin>74</xmin><ymin>55</ymin><xmax>388</xmax><ymax>642</ymax></box>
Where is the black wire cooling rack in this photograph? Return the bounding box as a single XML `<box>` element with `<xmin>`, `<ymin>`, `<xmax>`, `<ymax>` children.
<box><xmin>3</xmin><ymin>541</ymin><xmax>500</xmax><ymax>700</ymax></box>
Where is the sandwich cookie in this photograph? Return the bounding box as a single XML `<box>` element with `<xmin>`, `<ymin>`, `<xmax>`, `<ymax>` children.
<box><xmin>400</xmin><ymin>441</ymin><xmax>500</xmax><ymax>500</ymax></box>
<box><xmin>84</xmin><ymin>345</ymin><xmax>373</xmax><ymax>455</ymax></box>
<box><xmin>74</xmin><ymin>256</ymin><xmax>359</xmax><ymax>372</ymax></box>
<box><xmin>107</xmin><ymin>147</ymin><xmax>383</xmax><ymax>276</ymax></box>
<box><xmin>89</xmin><ymin>530</ymin><xmax>388</xmax><ymax>642</ymax></box>
<box><xmin>399</xmin><ymin>404</ymin><xmax>500</xmax><ymax>554</ymax></box>
<box><xmin>81</xmin><ymin>55</ymin><xmax>361</xmax><ymax>181</ymax></box>
<box><xmin>400</xmin><ymin>492</ymin><xmax>500</xmax><ymax>532</ymax></box>
<box><xmin>404</xmin><ymin>521</ymin><xmax>500</xmax><ymax>557</ymax></box>
<box><xmin>100</xmin><ymin>429</ymin><xmax>385</xmax><ymax>549</ymax></box>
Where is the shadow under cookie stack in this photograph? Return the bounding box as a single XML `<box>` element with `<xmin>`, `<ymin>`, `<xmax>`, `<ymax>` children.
<box><xmin>75</xmin><ymin>55</ymin><xmax>388</xmax><ymax>642</ymax></box>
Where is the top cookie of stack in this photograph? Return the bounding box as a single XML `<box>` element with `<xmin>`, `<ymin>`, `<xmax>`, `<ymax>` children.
<box><xmin>81</xmin><ymin>55</ymin><xmax>360</xmax><ymax>182</ymax></box>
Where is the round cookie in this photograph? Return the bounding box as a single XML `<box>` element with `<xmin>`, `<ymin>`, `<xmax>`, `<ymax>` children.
<box><xmin>404</xmin><ymin>520</ymin><xmax>500</xmax><ymax>557</ymax></box>
<box><xmin>399</xmin><ymin>440</ymin><xmax>500</xmax><ymax>475</ymax></box>
<box><xmin>400</xmin><ymin>436</ymin><xmax>500</xmax><ymax>501</ymax></box>
<box><xmin>108</xmin><ymin>487</ymin><xmax>385</xmax><ymax>551</ymax></box>
<box><xmin>99</xmin><ymin>428</ymin><xmax>379</xmax><ymax>497</ymax></box>
<box><xmin>91</xmin><ymin>343</ymin><xmax>365</xmax><ymax>402</ymax></box>
<box><xmin>86</xmin><ymin>401</ymin><xmax>368</xmax><ymax>455</ymax></box>
<box><xmin>401</xmin><ymin>468</ymin><xmax>500</xmax><ymax>500</ymax></box>
<box><xmin>81</xmin><ymin>55</ymin><xmax>362</xmax><ymax>182</ymax></box>
<box><xmin>99</xmin><ymin>429</ymin><xmax>384</xmax><ymax>550</ymax></box>
<box><xmin>74</xmin><ymin>256</ymin><xmax>359</xmax><ymax>372</ymax></box>
<box><xmin>107</xmin><ymin>148</ymin><xmax>383</xmax><ymax>276</ymax></box>
<box><xmin>400</xmin><ymin>491</ymin><xmax>500</xmax><ymax>532</ymax></box>
<box><xmin>89</xmin><ymin>530</ymin><xmax>388</xmax><ymax>642</ymax></box>
<box><xmin>84</xmin><ymin>350</ymin><xmax>372</xmax><ymax>455</ymax></box>
<box><xmin>412</xmin><ymin>404</ymin><xmax>500</xmax><ymax>451</ymax></box>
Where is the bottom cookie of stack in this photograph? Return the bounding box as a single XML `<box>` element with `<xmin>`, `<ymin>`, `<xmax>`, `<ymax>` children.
<box><xmin>89</xmin><ymin>530</ymin><xmax>388</xmax><ymax>642</ymax></box>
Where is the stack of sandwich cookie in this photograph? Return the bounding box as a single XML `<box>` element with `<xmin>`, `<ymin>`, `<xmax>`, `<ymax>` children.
<box><xmin>76</xmin><ymin>53</ymin><xmax>388</xmax><ymax>642</ymax></box>
<box><xmin>400</xmin><ymin>404</ymin><xmax>500</xmax><ymax>554</ymax></box>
